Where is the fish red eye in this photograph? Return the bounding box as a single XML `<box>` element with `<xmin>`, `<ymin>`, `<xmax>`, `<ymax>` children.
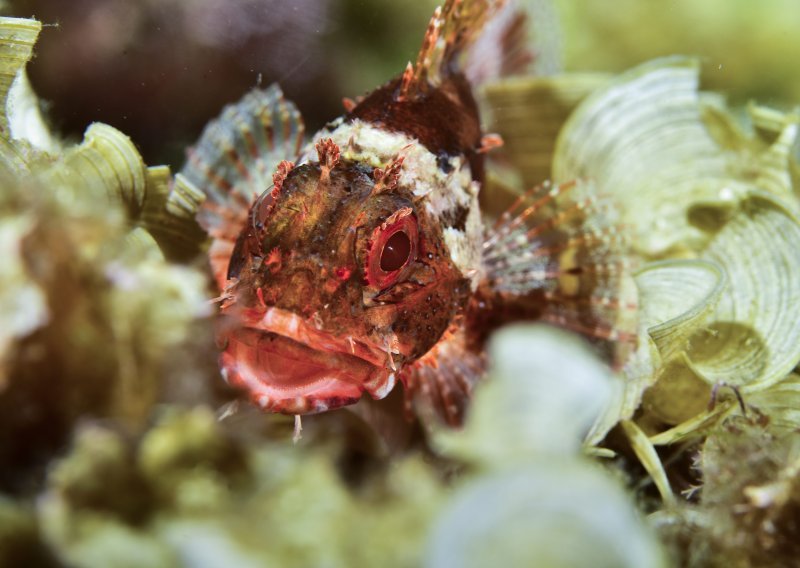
<box><xmin>380</xmin><ymin>231</ymin><xmax>411</xmax><ymax>272</ymax></box>
<box><xmin>366</xmin><ymin>209</ymin><xmax>418</xmax><ymax>289</ymax></box>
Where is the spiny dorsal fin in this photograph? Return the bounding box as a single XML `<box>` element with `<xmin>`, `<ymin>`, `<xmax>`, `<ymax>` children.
<box><xmin>177</xmin><ymin>84</ymin><xmax>305</xmax><ymax>240</ymax></box>
<box><xmin>464</xmin><ymin>1</ymin><xmax>535</xmax><ymax>84</ymax></box>
<box><xmin>399</xmin><ymin>0</ymin><xmax>510</xmax><ymax>100</ymax></box>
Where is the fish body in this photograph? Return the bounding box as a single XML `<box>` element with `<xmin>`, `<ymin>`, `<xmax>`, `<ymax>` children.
<box><xmin>179</xmin><ymin>0</ymin><xmax>636</xmax><ymax>425</ymax></box>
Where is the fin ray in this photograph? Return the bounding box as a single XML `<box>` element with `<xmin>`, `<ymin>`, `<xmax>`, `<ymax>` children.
<box><xmin>178</xmin><ymin>84</ymin><xmax>305</xmax><ymax>240</ymax></box>
<box><xmin>481</xmin><ymin>179</ymin><xmax>638</xmax><ymax>366</ymax></box>
<box><xmin>403</xmin><ymin>0</ymin><xmax>529</xmax><ymax>98</ymax></box>
<box><xmin>464</xmin><ymin>1</ymin><xmax>535</xmax><ymax>84</ymax></box>
<box><xmin>402</xmin><ymin>328</ymin><xmax>486</xmax><ymax>427</ymax></box>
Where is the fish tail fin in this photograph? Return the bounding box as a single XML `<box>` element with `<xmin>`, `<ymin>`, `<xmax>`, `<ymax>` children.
<box><xmin>480</xmin><ymin>179</ymin><xmax>639</xmax><ymax>367</ymax></box>
<box><xmin>176</xmin><ymin>85</ymin><xmax>305</xmax><ymax>243</ymax></box>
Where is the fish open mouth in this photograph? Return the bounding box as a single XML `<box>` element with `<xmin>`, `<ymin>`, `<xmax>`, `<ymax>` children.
<box><xmin>218</xmin><ymin>306</ymin><xmax>398</xmax><ymax>414</ymax></box>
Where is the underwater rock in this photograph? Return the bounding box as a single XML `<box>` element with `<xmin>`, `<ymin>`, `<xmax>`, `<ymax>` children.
<box><xmin>655</xmin><ymin>417</ymin><xmax>800</xmax><ymax>568</ymax></box>
<box><xmin>37</xmin><ymin>406</ymin><xmax>444</xmax><ymax>568</ymax></box>
<box><xmin>0</xmin><ymin>497</ymin><xmax>60</xmax><ymax>568</ymax></box>
<box><xmin>0</xmin><ymin>16</ymin><xmax>211</xmax><ymax>493</ymax></box>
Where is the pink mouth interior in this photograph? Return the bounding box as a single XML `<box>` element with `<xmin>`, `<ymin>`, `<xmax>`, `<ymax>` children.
<box><xmin>221</xmin><ymin>327</ymin><xmax>392</xmax><ymax>414</ymax></box>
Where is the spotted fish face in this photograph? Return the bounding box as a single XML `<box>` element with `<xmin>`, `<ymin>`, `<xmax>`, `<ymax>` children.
<box><xmin>219</xmin><ymin>140</ymin><xmax>474</xmax><ymax>414</ymax></box>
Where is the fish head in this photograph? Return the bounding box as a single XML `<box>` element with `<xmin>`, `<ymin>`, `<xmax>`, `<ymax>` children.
<box><xmin>220</xmin><ymin>141</ymin><xmax>472</xmax><ymax>414</ymax></box>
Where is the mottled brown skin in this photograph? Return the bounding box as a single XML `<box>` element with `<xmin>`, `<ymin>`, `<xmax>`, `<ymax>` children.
<box><xmin>228</xmin><ymin>158</ymin><xmax>471</xmax><ymax>387</ymax></box>
<box><xmin>465</xmin><ymin>285</ymin><xmax>546</xmax><ymax>352</ymax></box>
<box><xmin>345</xmin><ymin>73</ymin><xmax>485</xmax><ymax>183</ymax></box>
<box><xmin>345</xmin><ymin>73</ymin><xmax>563</xmax><ymax>372</ymax></box>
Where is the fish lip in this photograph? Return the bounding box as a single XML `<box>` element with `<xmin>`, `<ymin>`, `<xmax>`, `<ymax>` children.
<box><xmin>219</xmin><ymin>305</ymin><xmax>398</xmax><ymax>414</ymax></box>
<box><xmin>235</xmin><ymin>304</ymin><xmax>400</xmax><ymax>369</ymax></box>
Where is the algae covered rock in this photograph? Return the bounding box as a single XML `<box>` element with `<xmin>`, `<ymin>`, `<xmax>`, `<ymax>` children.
<box><xmin>0</xmin><ymin>497</ymin><xmax>59</xmax><ymax>568</ymax></box>
<box><xmin>655</xmin><ymin>417</ymin><xmax>800</xmax><ymax>568</ymax></box>
<box><xmin>0</xmin><ymin>16</ymin><xmax>211</xmax><ymax>492</ymax></box>
<box><xmin>36</xmin><ymin>406</ymin><xmax>445</xmax><ymax>568</ymax></box>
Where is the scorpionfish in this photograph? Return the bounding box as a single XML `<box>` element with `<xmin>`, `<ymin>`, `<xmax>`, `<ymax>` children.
<box><xmin>177</xmin><ymin>0</ymin><xmax>637</xmax><ymax>426</ymax></box>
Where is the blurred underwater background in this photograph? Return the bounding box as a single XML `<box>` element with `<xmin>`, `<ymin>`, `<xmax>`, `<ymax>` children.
<box><xmin>7</xmin><ymin>0</ymin><xmax>800</xmax><ymax>164</ymax></box>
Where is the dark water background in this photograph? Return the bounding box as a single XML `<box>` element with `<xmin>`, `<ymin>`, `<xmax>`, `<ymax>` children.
<box><xmin>7</xmin><ymin>0</ymin><xmax>799</xmax><ymax>167</ymax></box>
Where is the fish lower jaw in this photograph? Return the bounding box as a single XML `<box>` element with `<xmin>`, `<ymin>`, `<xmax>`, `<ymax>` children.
<box><xmin>219</xmin><ymin>327</ymin><xmax>396</xmax><ymax>415</ymax></box>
